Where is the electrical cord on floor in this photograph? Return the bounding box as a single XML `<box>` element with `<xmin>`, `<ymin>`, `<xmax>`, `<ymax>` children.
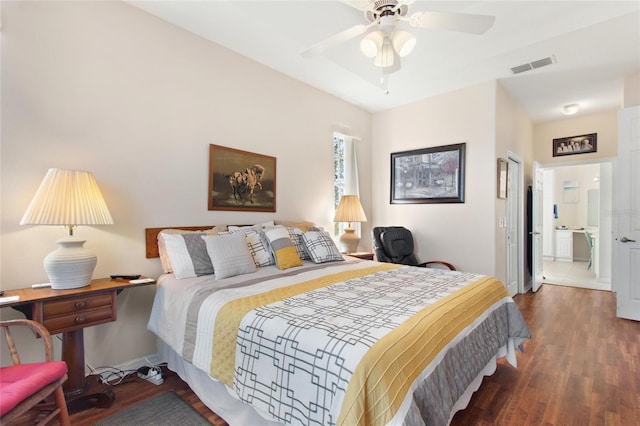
<box><xmin>86</xmin><ymin>363</ymin><xmax>167</xmax><ymax>386</ymax></box>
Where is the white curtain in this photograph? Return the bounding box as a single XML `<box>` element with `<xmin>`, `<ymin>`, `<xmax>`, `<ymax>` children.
<box><xmin>342</xmin><ymin>135</ymin><xmax>362</xmax><ymax>236</ymax></box>
<box><xmin>343</xmin><ymin>135</ymin><xmax>360</xmax><ymax>196</ymax></box>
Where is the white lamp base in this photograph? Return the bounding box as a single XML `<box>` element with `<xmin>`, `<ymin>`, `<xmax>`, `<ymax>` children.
<box><xmin>44</xmin><ymin>237</ymin><xmax>96</xmax><ymax>290</ymax></box>
<box><xmin>339</xmin><ymin>227</ymin><xmax>360</xmax><ymax>254</ymax></box>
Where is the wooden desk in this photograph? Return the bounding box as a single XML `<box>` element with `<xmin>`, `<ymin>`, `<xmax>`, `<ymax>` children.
<box><xmin>0</xmin><ymin>278</ymin><xmax>154</xmax><ymax>397</ymax></box>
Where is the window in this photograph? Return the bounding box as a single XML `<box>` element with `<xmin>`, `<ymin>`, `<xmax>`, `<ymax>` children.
<box><xmin>333</xmin><ymin>132</ymin><xmax>360</xmax><ymax>236</ymax></box>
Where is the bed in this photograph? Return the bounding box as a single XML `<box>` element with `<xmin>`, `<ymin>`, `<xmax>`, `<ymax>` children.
<box><xmin>145</xmin><ymin>224</ymin><xmax>531</xmax><ymax>426</ymax></box>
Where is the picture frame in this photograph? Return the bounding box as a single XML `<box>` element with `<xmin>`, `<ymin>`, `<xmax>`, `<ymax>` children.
<box><xmin>208</xmin><ymin>144</ymin><xmax>276</xmax><ymax>212</ymax></box>
<box><xmin>552</xmin><ymin>133</ymin><xmax>597</xmax><ymax>157</ymax></box>
<box><xmin>390</xmin><ymin>143</ymin><xmax>466</xmax><ymax>204</ymax></box>
<box><xmin>497</xmin><ymin>158</ymin><xmax>508</xmax><ymax>199</ymax></box>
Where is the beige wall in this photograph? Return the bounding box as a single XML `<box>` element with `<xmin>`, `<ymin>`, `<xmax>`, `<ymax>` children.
<box><xmin>624</xmin><ymin>72</ymin><xmax>640</xmax><ymax>107</ymax></box>
<box><xmin>370</xmin><ymin>82</ymin><xmax>533</xmax><ymax>281</ymax></box>
<box><xmin>0</xmin><ymin>1</ymin><xmax>371</xmax><ymax>365</ymax></box>
<box><xmin>371</xmin><ymin>82</ymin><xmax>499</xmax><ymax>276</ymax></box>
<box><xmin>495</xmin><ymin>84</ymin><xmax>534</xmax><ymax>284</ymax></box>
<box><xmin>533</xmin><ymin>111</ymin><xmax>618</xmax><ymax>163</ymax></box>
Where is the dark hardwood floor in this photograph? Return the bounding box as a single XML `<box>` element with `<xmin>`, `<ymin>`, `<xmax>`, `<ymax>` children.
<box><xmin>12</xmin><ymin>284</ymin><xmax>640</xmax><ymax>425</ymax></box>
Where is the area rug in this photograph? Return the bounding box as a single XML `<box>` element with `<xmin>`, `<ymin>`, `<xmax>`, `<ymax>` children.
<box><xmin>94</xmin><ymin>391</ymin><xmax>211</xmax><ymax>425</ymax></box>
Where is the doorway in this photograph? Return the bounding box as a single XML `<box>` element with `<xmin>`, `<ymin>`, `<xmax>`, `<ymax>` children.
<box><xmin>506</xmin><ymin>153</ymin><xmax>523</xmax><ymax>295</ymax></box>
<box><xmin>540</xmin><ymin>160</ymin><xmax>612</xmax><ymax>290</ymax></box>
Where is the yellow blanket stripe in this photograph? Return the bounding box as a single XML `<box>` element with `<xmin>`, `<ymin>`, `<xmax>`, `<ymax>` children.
<box><xmin>210</xmin><ymin>263</ymin><xmax>402</xmax><ymax>386</ymax></box>
<box><xmin>337</xmin><ymin>276</ymin><xmax>509</xmax><ymax>426</ymax></box>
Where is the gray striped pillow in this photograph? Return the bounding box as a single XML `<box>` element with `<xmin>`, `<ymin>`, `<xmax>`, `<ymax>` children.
<box><xmin>162</xmin><ymin>232</ymin><xmax>215</xmax><ymax>279</ymax></box>
<box><xmin>202</xmin><ymin>233</ymin><xmax>257</xmax><ymax>279</ymax></box>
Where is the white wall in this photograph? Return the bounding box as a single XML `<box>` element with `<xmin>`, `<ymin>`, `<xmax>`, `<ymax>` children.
<box><xmin>551</xmin><ymin>164</ymin><xmax>600</xmax><ymax>229</ymax></box>
<box><xmin>0</xmin><ymin>1</ymin><xmax>371</xmax><ymax>366</ymax></box>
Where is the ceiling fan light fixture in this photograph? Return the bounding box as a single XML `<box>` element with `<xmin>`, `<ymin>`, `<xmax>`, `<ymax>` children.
<box><xmin>374</xmin><ymin>38</ymin><xmax>395</xmax><ymax>68</ymax></box>
<box><xmin>392</xmin><ymin>30</ymin><xmax>416</xmax><ymax>57</ymax></box>
<box><xmin>563</xmin><ymin>103</ymin><xmax>580</xmax><ymax>115</ymax></box>
<box><xmin>360</xmin><ymin>31</ymin><xmax>384</xmax><ymax>58</ymax></box>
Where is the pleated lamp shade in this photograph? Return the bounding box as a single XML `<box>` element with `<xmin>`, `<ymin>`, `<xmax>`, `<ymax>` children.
<box><xmin>333</xmin><ymin>195</ymin><xmax>367</xmax><ymax>254</ymax></box>
<box><xmin>21</xmin><ymin>169</ymin><xmax>114</xmax><ymax>289</ymax></box>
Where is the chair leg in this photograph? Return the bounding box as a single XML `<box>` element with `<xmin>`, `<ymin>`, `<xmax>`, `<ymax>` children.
<box><xmin>53</xmin><ymin>386</ymin><xmax>70</xmax><ymax>426</ymax></box>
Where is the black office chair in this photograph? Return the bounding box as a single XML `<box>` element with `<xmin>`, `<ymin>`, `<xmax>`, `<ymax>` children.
<box><xmin>372</xmin><ymin>226</ymin><xmax>456</xmax><ymax>270</ymax></box>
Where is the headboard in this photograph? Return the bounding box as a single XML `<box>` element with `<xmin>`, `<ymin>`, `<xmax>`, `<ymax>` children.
<box><xmin>145</xmin><ymin>221</ymin><xmax>316</xmax><ymax>258</ymax></box>
<box><xmin>145</xmin><ymin>226</ymin><xmax>215</xmax><ymax>258</ymax></box>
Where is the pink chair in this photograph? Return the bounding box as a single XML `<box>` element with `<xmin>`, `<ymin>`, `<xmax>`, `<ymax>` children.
<box><xmin>1</xmin><ymin>319</ymin><xmax>70</xmax><ymax>425</ymax></box>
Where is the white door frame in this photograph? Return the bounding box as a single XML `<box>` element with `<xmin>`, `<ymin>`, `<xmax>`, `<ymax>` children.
<box><xmin>539</xmin><ymin>157</ymin><xmax>614</xmax><ymax>287</ymax></box>
<box><xmin>507</xmin><ymin>152</ymin><xmax>525</xmax><ymax>294</ymax></box>
<box><xmin>532</xmin><ymin>162</ymin><xmax>544</xmax><ymax>292</ymax></box>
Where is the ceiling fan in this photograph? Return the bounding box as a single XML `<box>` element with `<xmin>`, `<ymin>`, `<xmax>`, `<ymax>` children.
<box><xmin>300</xmin><ymin>0</ymin><xmax>495</xmax><ymax>75</ymax></box>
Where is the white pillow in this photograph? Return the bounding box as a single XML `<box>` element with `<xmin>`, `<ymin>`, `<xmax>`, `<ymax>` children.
<box><xmin>161</xmin><ymin>232</ymin><xmax>216</xmax><ymax>279</ymax></box>
<box><xmin>301</xmin><ymin>231</ymin><xmax>345</xmax><ymax>264</ymax></box>
<box><xmin>202</xmin><ymin>233</ymin><xmax>257</xmax><ymax>279</ymax></box>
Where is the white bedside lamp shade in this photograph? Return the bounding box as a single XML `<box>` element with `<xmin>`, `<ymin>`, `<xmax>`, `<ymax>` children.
<box><xmin>20</xmin><ymin>169</ymin><xmax>114</xmax><ymax>290</ymax></box>
<box><xmin>333</xmin><ymin>195</ymin><xmax>367</xmax><ymax>254</ymax></box>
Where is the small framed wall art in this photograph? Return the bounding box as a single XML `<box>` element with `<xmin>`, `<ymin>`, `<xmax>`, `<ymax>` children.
<box><xmin>208</xmin><ymin>144</ymin><xmax>276</xmax><ymax>212</ymax></box>
<box><xmin>552</xmin><ymin>133</ymin><xmax>597</xmax><ymax>157</ymax></box>
<box><xmin>497</xmin><ymin>158</ymin><xmax>508</xmax><ymax>199</ymax></box>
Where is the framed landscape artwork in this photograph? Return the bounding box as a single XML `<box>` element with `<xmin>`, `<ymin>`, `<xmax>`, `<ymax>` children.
<box><xmin>552</xmin><ymin>133</ymin><xmax>597</xmax><ymax>157</ymax></box>
<box><xmin>390</xmin><ymin>143</ymin><xmax>466</xmax><ymax>204</ymax></box>
<box><xmin>208</xmin><ymin>144</ymin><xmax>276</xmax><ymax>212</ymax></box>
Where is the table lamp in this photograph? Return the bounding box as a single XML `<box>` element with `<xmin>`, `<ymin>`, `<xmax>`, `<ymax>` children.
<box><xmin>20</xmin><ymin>169</ymin><xmax>114</xmax><ymax>290</ymax></box>
<box><xmin>333</xmin><ymin>195</ymin><xmax>367</xmax><ymax>254</ymax></box>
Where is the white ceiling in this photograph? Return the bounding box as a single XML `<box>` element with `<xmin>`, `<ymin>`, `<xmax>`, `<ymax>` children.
<box><xmin>128</xmin><ymin>1</ymin><xmax>640</xmax><ymax>123</ymax></box>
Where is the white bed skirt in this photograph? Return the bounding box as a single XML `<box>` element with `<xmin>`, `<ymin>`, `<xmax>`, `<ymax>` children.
<box><xmin>160</xmin><ymin>342</ymin><xmax>281</xmax><ymax>425</ymax></box>
<box><xmin>159</xmin><ymin>341</ymin><xmax>509</xmax><ymax>426</ymax></box>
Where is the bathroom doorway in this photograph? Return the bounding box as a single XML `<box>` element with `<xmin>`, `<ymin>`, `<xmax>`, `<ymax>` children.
<box><xmin>541</xmin><ymin>160</ymin><xmax>612</xmax><ymax>290</ymax></box>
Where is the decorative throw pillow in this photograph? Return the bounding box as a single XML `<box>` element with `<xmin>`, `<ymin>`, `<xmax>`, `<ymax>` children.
<box><xmin>226</xmin><ymin>227</ymin><xmax>273</xmax><ymax>267</ymax></box>
<box><xmin>161</xmin><ymin>232</ymin><xmax>216</xmax><ymax>279</ymax></box>
<box><xmin>285</xmin><ymin>227</ymin><xmax>311</xmax><ymax>260</ymax></box>
<box><xmin>302</xmin><ymin>231</ymin><xmax>345</xmax><ymax>264</ymax></box>
<box><xmin>157</xmin><ymin>228</ymin><xmax>217</xmax><ymax>273</ymax></box>
<box><xmin>202</xmin><ymin>233</ymin><xmax>257</xmax><ymax>280</ymax></box>
<box><xmin>263</xmin><ymin>226</ymin><xmax>303</xmax><ymax>270</ymax></box>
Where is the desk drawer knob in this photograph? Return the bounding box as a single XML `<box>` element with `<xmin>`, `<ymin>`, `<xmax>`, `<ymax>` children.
<box><xmin>74</xmin><ymin>316</ymin><xmax>86</xmax><ymax>324</ymax></box>
<box><xmin>74</xmin><ymin>301</ymin><xmax>86</xmax><ymax>309</ymax></box>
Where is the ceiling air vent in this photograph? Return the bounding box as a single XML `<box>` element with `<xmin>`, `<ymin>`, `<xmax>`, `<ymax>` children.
<box><xmin>510</xmin><ymin>55</ymin><xmax>556</xmax><ymax>75</ymax></box>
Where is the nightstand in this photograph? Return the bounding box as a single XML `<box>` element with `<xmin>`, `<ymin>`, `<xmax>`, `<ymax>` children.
<box><xmin>0</xmin><ymin>277</ymin><xmax>155</xmax><ymax>402</ymax></box>
<box><xmin>346</xmin><ymin>252</ymin><xmax>375</xmax><ymax>261</ymax></box>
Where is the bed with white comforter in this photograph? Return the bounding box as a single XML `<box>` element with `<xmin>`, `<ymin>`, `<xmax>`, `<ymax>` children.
<box><xmin>148</xmin><ymin>257</ymin><xmax>530</xmax><ymax>426</ymax></box>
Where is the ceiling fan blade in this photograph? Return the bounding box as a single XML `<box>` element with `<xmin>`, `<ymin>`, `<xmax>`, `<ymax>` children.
<box><xmin>408</xmin><ymin>11</ymin><xmax>495</xmax><ymax>34</ymax></box>
<box><xmin>300</xmin><ymin>23</ymin><xmax>373</xmax><ymax>58</ymax></box>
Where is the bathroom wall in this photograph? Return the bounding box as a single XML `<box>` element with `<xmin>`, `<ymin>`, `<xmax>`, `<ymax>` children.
<box><xmin>551</xmin><ymin>164</ymin><xmax>601</xmax><ymax>229</ymax></box>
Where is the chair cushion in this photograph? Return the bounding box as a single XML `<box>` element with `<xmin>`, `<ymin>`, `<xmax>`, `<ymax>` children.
<box><xmin>380</xmin><ymin>228</ymin><xmax>419</xmax><ymax>265</ymax></box>
<box><xmin>0</xmin><ymin>361</ymin><xmax>68</xmax><ymax>416</ymax></box>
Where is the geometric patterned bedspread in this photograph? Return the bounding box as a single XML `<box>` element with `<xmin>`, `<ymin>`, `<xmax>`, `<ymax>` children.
<box><xmin>148</xmin><ymin>260</ymin><xmax>531</xmax><ymax>426</ymax></box>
